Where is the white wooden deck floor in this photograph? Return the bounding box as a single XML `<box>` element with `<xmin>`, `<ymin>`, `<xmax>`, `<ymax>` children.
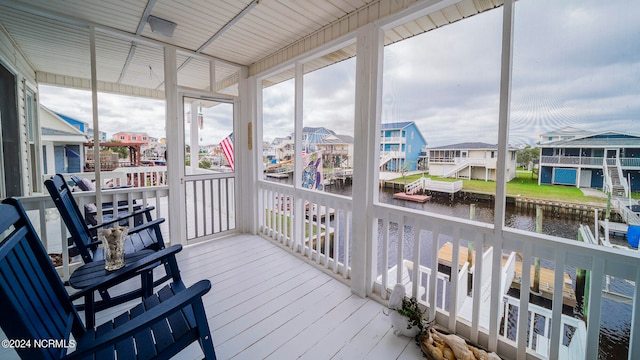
<box><xmin>1</xmin><ymin>234</ymin><xmax>423</xmax><ymax>359</ymax></box>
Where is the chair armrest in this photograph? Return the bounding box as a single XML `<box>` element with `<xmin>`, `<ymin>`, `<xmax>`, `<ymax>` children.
<box><xmin>69</xmin><ymin>245</ymin><xmax>182</xmax><ymax>301</ymax></box>
<box><xmin>85</xmin><ymin>204</ymin><xmax>154</xmax><ymax>217</ymax></box>
<box><xmin>67</xmin><ymin>280</ymin><xmax>211</xmax><ymax>360</ymax></box>
<box><xmin>127</xmin><ymin>218</ymin><xmax>165</xmax><ymax>235</ymax></box>
<box><xmin>87</xmin><ymin>207</ymin><xmax>159</xmax><ymax>230</ymax></box>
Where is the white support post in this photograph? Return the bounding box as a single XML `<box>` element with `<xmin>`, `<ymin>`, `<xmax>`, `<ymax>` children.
<box><xmin>164</xmin><ymin>46</ymin><xmax>184</xmax><ymax>245</ymax></box>
<box><xmin>89</xmin><ymin>26</ymin><xmax>102</xmax><ymax>219</ymax></box>
<box><xmin>489</xmin><ymin>0</ymin><xmax>515</xmax><ymax>352</ymax></box>
<box><xmin>351</xmin><ymin>23</ymin><xmax>383</xmax><ymax>297</ymax></box>
<box><xmin>239</xmin><ymin>68</ymin><xmax>257</xmax><ymax>234</ymax></box>
<box><xmin>293</xmin><ymin>63</ymin><xmax>304</xmax><ymax>249</ymax></box>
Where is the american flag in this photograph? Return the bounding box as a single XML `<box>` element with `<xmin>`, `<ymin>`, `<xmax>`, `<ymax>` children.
<box><xmin>220</xmin><ymin>133</ymin><xmax>234</xmax><ymax>171</ymax></box>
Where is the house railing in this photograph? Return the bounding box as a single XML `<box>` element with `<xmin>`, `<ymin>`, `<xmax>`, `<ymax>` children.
<box><xmin>45</xmin><ymin>166</ymin><xmax>168</xmax><ymax>188</ymax></box>
<box><xmin>540</xmin><ymin>156</ymin><xmax>604</xmax><ymax>166</ymax></box>
<box><xmin>257</xmin><ymin>180</ymin><xmax>353</xmax><ymax>282</ymax></box>
<box><xmin>184</xmin><ymin>174</ymin><xmax>236</xmax><ymax>241</ymax></box>
<box><xmin>620</xmin><ymin>158</ymin><xmax>640</xmax><ymax>167</ymax></box>
<box><xmin>17</xmin><ymin>184</ymin><xmax>170</xmax><ymax>280</ymax></box>
<box><xmin>369</xmin><ymin>202</ymin><xmax>640</xmax><ymax>359</ymax></box>
<box><xmin>615</xmin><ymin>157</ymin><xmax>630</xmax><ymax>197</ymax></box>
<box><xmin>380</xmin><ymin>136</ymin><xmax>405</xmax><ymax>144</ymax></box>
<box><xmin>502</xmin><ymin>294</ymin><xmax>587</xmax><ymax>359</ymax></box>
<box><xmin>380</xmin><ymin>150</ymin><xmax>404</xmax><ymax>159</ymax></box>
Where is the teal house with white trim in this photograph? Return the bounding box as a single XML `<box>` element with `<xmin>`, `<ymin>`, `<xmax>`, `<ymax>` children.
<box><xmin>379</xmin><ymin>121</ymin><xmax>427</xmax><ymax>172</ymax></box>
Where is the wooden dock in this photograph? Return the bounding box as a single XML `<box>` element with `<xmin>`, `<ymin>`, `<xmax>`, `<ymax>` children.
<box><xmin>599</xmin><ymin>220</ymin><xmax>628</xmax><ymax>236</ymax></box>
<box><xmin>392</xmin><ymin>192</ymin><xmax>431</xmax><ymax>203</ymax></box>
<box><xmin>438</xmin><ymin>243</ymin><xmax>576</xmax><ymax>308</ymax></box>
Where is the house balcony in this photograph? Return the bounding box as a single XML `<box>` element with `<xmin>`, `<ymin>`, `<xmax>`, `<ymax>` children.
<box><xmin>380</xmin><ymin>136</ymin><xmax>406</xmax><ymax>144</ymax></box>
<box><xmin>380</xmin><ymin>150</ymin><xmax>405</xmax><ymax>159</ymax></box>
<box><xmin>9</xmin><ymin>176</ymin><xmax>640</xmax><ymax>359</ymax></box>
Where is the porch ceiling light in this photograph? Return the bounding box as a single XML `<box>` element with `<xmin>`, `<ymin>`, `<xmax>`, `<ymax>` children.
<box><xmin>147</xmin><ymin>15</ymin><xmax>177</xmax><ymax>37</ymax></box>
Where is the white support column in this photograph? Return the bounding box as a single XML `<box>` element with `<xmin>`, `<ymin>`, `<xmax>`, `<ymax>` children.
<box><xmin>489</xmin><ymin>0</ymin><xmax>515</xmax><ymax>353</ymax></box>
<box><xmin>294</xmin><ymin>63</ymin><xmax>304</xmax><ymax>189</ymax></box>
<box><xmin>89</xmin><ymin>26</ymin><xmax>102</xmax><ymax>218</ymax></box>
<box><xmin>293</xmin><ymin>63</ymin><xmax>304</xmax><ymax>249</ymax></box>
<box><xmin>253</xmin><ymin>75</ymin><xmax>263</xmax><ymax>234</ymax></box>
<box><xmin>164</xmin><ymin>46</ymin><xmax>184</xmax><ymax>245</ymax></box>
<box><xmin>351</xmin><ymin>23</ymin><xmax>383</xmax><ymax>297</ymax></box>
<box><xmin>237</xmin><ymin>66</ymin><xmax>254</xmax><ymax>233</ymax></box>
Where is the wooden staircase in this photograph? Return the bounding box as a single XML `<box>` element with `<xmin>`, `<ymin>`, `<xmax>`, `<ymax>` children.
<box><xmin>607</xmin><ymin>165</ymin><xmax>626</xmax><ymax>197</ymax></box>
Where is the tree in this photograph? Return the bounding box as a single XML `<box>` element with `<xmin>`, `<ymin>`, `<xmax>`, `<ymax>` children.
<box><xmin>108</xmin><ymin>140</ymin><xmax>129</xmax><ymax>159</ymax></box>
<box><xmin>199</xmin><ymin>158</ymin><xmax>211</xmax><ymax>169</ymax></box>
<box><xmin>516</xmin><ymin>146</ymin><xmax>539</xmax><ymax>170</ymax></box>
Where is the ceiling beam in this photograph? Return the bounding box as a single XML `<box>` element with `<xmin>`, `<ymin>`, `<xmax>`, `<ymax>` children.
<box><xmin>118</xmin><ymin>0</ymin><xmax>158</xmax><ymax>83</ymax></box>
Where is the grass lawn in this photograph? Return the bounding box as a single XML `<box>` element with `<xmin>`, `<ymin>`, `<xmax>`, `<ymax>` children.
<box><xmin>390</xmin><ymin>171</ymin><xmax>607</xmax><ymax>204</ymax></box>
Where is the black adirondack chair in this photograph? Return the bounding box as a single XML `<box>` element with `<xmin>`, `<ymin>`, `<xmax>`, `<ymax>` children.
<box><xmin>44</xmin><ymin>174</ymin><xmax>179</xmax><ymax>315</ymax></box>
<box><xmin>69</xmin><ymin>173</ymin><xmax>144</xmax><ymax>227</ymax></box>
<box><xmin>0</xmin><ymin>198</ymin><xmax>217</xmax><ymax>359</ymax></box>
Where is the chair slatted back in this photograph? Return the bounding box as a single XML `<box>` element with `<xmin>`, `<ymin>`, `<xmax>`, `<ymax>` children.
<box><xmin>0</xmin><ymin>199</ymin><xmax>84</xmax><ymax>359</ymax></box>
<box><xmin>45</xmin><ymin>174</ymin><xmax>96</xmax><ymax>263</ymax></box>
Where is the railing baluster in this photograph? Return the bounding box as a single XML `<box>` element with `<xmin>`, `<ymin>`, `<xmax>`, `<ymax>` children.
<box><xmin>517</xmin><ymin>242</ymin><xmax>533</xmax><ymax>358</ymax></box>
<box><xmin>428</xmin><ymin>225</ymin><xmax>439</xmax><ymax>319</ymax></box>
<box><xmin>550</xmin><ymin>248</ymin><xmax>566</xmax><ymax>357</ymax></box>
<box><xmin>381</xmin><ymin>217</ymin><xmax>389</xmax><ymax>299</ymax></box>
<box><xmin>412</xmin><ymin>223</ymin><xmax>422</xmax><ymax>300</ymax></box>
<box><xmin>470</xmin><ymin>232</ymin><xmax>483</xmax><ymax>345</ymax></box>
<box><xmin>448</xmin><ymin>227</ymin><xmax>461</xmax><ymax>332</ymax></box>
<box><xmin>586</xmin><ymin>257</ymin><xmax>604</xmax><ymax>358</ymax></box>
<box><xmin>396</xmin><ymin>217</ymin><xmax>405</xmax><ymax>285</ymax></box>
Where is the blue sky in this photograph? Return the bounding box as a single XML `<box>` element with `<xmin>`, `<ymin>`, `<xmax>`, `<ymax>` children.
<box><xmin>41</xmin><ymin>0</ymin><xmax>640</xmax><ymax>148</ymax></box>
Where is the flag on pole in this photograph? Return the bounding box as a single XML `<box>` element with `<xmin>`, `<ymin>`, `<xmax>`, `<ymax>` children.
<box><xmin>220</xmin><ymin>133</ymin><xmax>234</xmax><ymax>171</ymax></box>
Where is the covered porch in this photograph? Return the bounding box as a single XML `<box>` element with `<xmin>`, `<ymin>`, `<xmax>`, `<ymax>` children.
<box><xmin>2</xmin><ymin>0</ymin><xmax>640</xmax><ymax>359</ymax></box>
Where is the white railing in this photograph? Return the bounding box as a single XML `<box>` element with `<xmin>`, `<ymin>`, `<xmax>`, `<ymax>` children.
<box><xmin>540</xmin><ymin>156</ymin><xmax>604</xmax><ymax>166</ymax></box>
<box><xmin>615</xmin><ymin>158</ymin><xmax>630</xmax><ymax>197</ymax></box>
<box><xmin>376</xmin><ymin>259</ymin><xmax>449</xmax><ymax>310</ymax></box>
<box><xmin>380</xmin><ymin>136</ymin><xmax>405</xmax><ymax>144</ymax></box>
<box><xmin>502</xmin><ymin>294</ymin><xmax>586</xmax><ymax>359</ymax></box>
<box><xmin>422</xmin><ymin>178</ymin><xmax>463</xmax><ymax>193</ymax></box>
<box><xmin>257</xmin><ymin>180</ymin><xmax>353</xmax><ymax>281</ymax></box>
<box><xmin>371</xmin><ymin>201</ymin><xmax>640</xmax><ymax>359</ymax></box>
<box><xmin>184</xmin><ymin>174</ymin><xmax>236</xmax><ymax>242</ymax></box>
<box><xmin>620</xmin><ymin>158</ymin><xmax>640</xmax><ymax>167</ymax></box>
<box><xmin>46</xmin><ymin>166</ymin><xmax>168</xmax><ymax>188</ymax></box>
<box><xmin>17</xmin><ymin>185</ymin><xmax>170</xmax><ymax>281</ymax></box>
<box><xmin>443</xmin><ymin>158</ymin><xmax>487</xmax><ymax>178</ymax></box>
<box><xmin>380</xmin><ymin>150</ymin><xmax>404</xmax><ymax>159</ymax></box>
<box><xmin>603</xmin><ymin>157</ymin><xmax>613</xmax><ymax>195</ymax></box>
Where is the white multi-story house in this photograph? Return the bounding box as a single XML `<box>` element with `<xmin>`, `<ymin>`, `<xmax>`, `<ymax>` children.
<box><xmin>428</xmin><ymin>142</ymin><xmax>517</xmax><ymax>181</ymax></box>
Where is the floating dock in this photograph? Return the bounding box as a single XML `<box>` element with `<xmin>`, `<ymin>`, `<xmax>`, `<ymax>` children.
<box><xmin>392</xmin><ymin>192</ymin><xmax>430</xmax><ymax>203</ymax></box>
